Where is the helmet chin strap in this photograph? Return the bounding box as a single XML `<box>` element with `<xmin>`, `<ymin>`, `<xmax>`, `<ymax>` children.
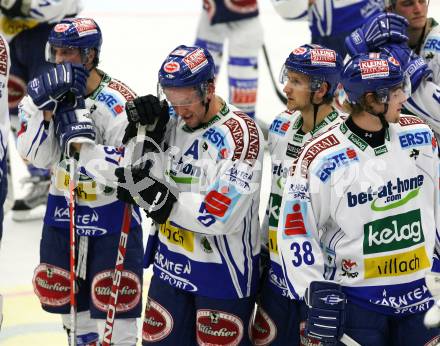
<box><xmin>310</xmin><ymin>92</ymin><xmax>323</xmax><ymax>130</ymax></box>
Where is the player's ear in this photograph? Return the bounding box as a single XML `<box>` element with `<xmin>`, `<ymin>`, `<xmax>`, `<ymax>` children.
<box><xmin>206</xmin><ymin>80</ymin><xmax>215</xmax><ymax>100</ymax></box>
<box><xmin>85</xmin><ymin>49</ymin><xmax>96</xmax><ymax>69</ymax></box>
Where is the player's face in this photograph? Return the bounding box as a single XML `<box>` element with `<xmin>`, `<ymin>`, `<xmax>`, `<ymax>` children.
<box><xmin>52</xmin><ymin>47</ymin><xmax>83</xmax><ymax>65</ymax></box>
<box><xmin>394</xmin><ymin>0</ymin><xmax>428</xmax><ymax>30</ymax></box>
<box><xmin>384</xmin><ymin>86</ymin><xmax>408</xmax><ymax>123</ymax></box>
<box><xmin>283</xmin><ymin>70</ymin><xmax>312</xmax><ymax>111</ymax></box>
<box><xmin>163</xmin><ymin>86</ymin><xmax>209</xmax><ymax>128</ymax></box>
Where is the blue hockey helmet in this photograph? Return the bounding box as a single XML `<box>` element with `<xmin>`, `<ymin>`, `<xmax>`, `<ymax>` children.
<box><xmin>341</xmin><ymin>52</ymin><xmax>408</xmax><ymax>104</ymax></box>
<box><xmin>280</xmin><ymin>44</ymin><xmax>343</xmax><ymax>97</ymax></box>
<box><xmin>46</xmin><ymin>18</ymin><xmax>102</xmax><ymax>67</ymax></box>
<box><xmin>158</xmin><ymin>45</ymin><xmax>215</xmax><ymax>90</ymax></box>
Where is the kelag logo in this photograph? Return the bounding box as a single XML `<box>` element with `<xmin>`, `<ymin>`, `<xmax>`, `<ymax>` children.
<box><xmin>363</xmin><ymin>209</ymin><xmax>424</xmax><ymax>255</ymax></box>
<box><xmin>347</xmin><ymin>175</ymin><xmax>423</xmax><ymax>211</ymax></box>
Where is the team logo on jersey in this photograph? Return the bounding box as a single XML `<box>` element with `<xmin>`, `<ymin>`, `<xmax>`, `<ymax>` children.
<box><xmin>360</xmin><ymin>59</ymin><xmax>389</xmax><ymax>79</ymax></box>
<box><xmin>347</xmin><ymin>175</ymin><xmax>423</xmax><ymax>211</ymax></box>
<box><xmin>311</xmin><ymin>49</ymin><xmax>337</xmax><ymax>67</ymax></box>
<box><xmin>196</xmin><ymin>309</ymin><xmax>244</xmax><ymax>346</ymax></box>
<box><xmin>399</xmin><ymin>130</ymin><xmax>431</xmax><ymax>149</ymax></box>
<box><xmin>142</xmin><ymin>298</ymin><xmax>173</xmax><ymax>342</ymax></box>
<box><xmin>250</xmin><ymin>307</ymin><xmax>277</xmax><ymax>346</ymax></box>
<box><xmin>33</xmin><ymin>264</ymin><xmax>71</xmax><ymax>307</ymax></box>
<box><xmin>314</xmin><ymin>147</ymin><xmax>358</xmax><ymax>182</ymax></box>
<box><xmin>91</xmin><ymin>270</ymin><xmax>141</xmax><ymax>313</ymax></box>
<box><xmin>363</xmin><ymin>209</ymin><xmax>425</xmax><ymax>256</ymax></box>
<box><xmin>163</xmin><ymin>61</ymin><xmax>180</xmax><ymax>73</ymax></box>
<box><xmin>341</xmin><ymin>259</ymin><xmax>359</xmax><ymax>278</ymax></box>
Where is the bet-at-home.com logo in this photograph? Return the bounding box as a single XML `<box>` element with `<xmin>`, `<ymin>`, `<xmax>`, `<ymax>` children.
<box><xmin>347</xmin><ymin>175</ymin><xmax>423</xmax><ymax>211</ymax></box>
<box><xmin>363</xmin><ymin>209</ymin><xmax>424</xmax><ymax>255</ymax></box>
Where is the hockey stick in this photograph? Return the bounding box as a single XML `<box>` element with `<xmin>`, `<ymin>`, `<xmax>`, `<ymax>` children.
<box><xmin>101</xmin><ymin>125</ymin><xmax>146</xmax><ymax>346</ymax></box>
<box><xmin>340</xmin><ymin>334</ymin><xmax>361</xmax><ymax>346</ymax></box>
<box><xmin>68</xmin><ymin>155</ymin><xmax>78</xmax><ymax>346</ymax></box>
<box><xmin>262</xmin><ymin>43</ymin><xmax>287</xmax><ymax>105</ymax></box>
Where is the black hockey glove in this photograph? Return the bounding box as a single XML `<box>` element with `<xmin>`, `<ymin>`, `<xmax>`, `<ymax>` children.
<box><xmin>122</xmin><ymin>95</ymin><xmax>170</xmax><ymax>145</ymax></box>
<box><xmin>115</xmin><ymin>166</ymin><xmax>177</xmax><ymax>224</ymax></box>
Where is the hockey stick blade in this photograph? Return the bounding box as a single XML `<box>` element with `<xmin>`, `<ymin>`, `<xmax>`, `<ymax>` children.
<box><xmin>262</xmin><ymin>43</ymin><xmax>287</xmax><ymax>105</ymax></box>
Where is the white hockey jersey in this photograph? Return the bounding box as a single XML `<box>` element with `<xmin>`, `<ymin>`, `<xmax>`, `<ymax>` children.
<box><xmin>16</xmin><ymin>72</ymin><xmax>142</xmax><ymax>236</ymax></box>
<box><xmin>405</xmin><ymin>19</ymin><xmax>440</xmax><ymax>136</ymax></box>
<box><xmin>278</xmin><ymin>115</ymin><xmax>440</xmax><ymax>316</ymax></box>
<box><xmin>262</xmin><ymin>108</ymin><xmax>345</xmax><ymax>298</ymax></box>
<box><xmin>0</xmin><ymin>0</ymin><xmax>81</xmax><ymax>42</ymax></box>
<box><xmin>151</xmin><ymin>100</ymin><xmax>264</xmax><ymax>299</ymax></box>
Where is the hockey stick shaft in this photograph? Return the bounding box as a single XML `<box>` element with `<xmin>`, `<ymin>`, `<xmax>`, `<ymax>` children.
<box><xmin>340</xmin><ymin>333</ymin><xmax>361</xmax><ymax>346</ymax></box>
<box><xmin>102</xmin><ymin>125</ymin><xmax>147</xmax><ymax>346</ymax></box>
<box><xmin>262</xmin><ymin>43</ymin><xmax>287</xmax><ymax>105</ymax></box>
<box><xmin>69</xmin><ymin>156</ymin><xmax>77</xmax><ymax>346</ymax></box>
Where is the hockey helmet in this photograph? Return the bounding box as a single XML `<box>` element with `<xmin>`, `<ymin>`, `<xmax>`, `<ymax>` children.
<box><xmin>158</xmin><ymin>45</ymin><xmax>215</xmax><ymax>87</ymax></box>
<box><xmin>46</xmin><ymin>18</ymin><xmax>102</xmax><ymax>66</ymax></box>
<box><xmin>280</xmin><ymin>44</ymin><xmax>343</xmax><ymax>97</ymax></box>
<box><xmin>341</xmin><ymin>52</ymin><xmax>409</xmax><ymax>104</ymax></box>
<box><xmin>157</xmin><ymin>45</ymin><xmax>216</xmax><ymax>106</ymax></box>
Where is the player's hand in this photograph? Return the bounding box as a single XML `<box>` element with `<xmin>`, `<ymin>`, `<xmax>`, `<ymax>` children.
<box><xmin>345</xmin><ymin>13</ymin><xmax>408</xmax><ymax>56</ymax></box>
<box><xmin>27</xmin><ymin>63</ymin><xmax>89</xmax><ymax>111</ymax></box>
<box><xmin>122</xmin><ymin>95</ymin><xmax>169</xmax><ymax>145</ymax></box>
<box><xmin>304</xmin><ymin>281</ymin><xmax>346</xmax><ymax>344</ymax></box>
<box><xmin>381</xmin><ymin>43</ymin><xmax>431</xmax><ymax>92</ymax></box>
<box><xmin>115</xmin><ymin>166</ymin><xmax>177</xmax><ymax>224</ymax></box>
<box><xmin>54</xmin><ymin>109</ymin><xmax>96</xmax><ymax>157</ymax></box>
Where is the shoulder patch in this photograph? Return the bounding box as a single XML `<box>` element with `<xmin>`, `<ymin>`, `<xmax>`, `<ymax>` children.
<box><xmin>399</xmin><ymin>116</ymin><xmax>425</xmax><ymax>127</ymax></box>
<box><xmin>107</xmin><ymin>79</ymin><xmax>136</xmax><ymax>101</ymax></box>
<box><xmin>0</xmin><ymin>35</ymin><xmax>8</xmax><ymax>76</ymax></box>
<box><xmin>223</xmin><ymin>118</ymin><xmax>244</xmax><ymax>161</ymax></box>
<box><xmin>235</xmin><ymin>112</ymin><xmax>260</xmax><ymax>165</ymax></box>
<box><xmin>300</xmin><ymin>133</ymin><xmax>340</xmax><ymax>177</ymax></box>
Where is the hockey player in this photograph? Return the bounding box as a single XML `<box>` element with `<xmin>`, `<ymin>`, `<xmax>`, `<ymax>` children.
<box><xmin>16</xmin><ymin>18</ymin><xmax>143</xmax><ymax>346</ymax></box>
<box><xmin>1</xmin><ymin>0</ymin><xmax>81</xmax><ymax>221</ymax></box>
<box><xmin>0</xmin><ymin>31</ymin><xmax>10</xmax><ymax>333</ymax></box>
<box><xmin>249</xmin><ymin>44</ymin><xmax>344</xmax><ymax>346</ymax></box>
<box><xmin>344</xmin><ymin>2</ymin><xmax>440</xmax><ymax>137</ymax></box>
<box><xmin>194</xmin><ymin>0</ymin><xmax>263</xmax><ymax>118</ymax></box>
<box><xmin>277</xmin><ymin>51</ymin><xmax>440</xmax><ymax>345</ymax></box>
<box><xmin>271</xmin><ymin>0</ymin><xmax>384</xmax><ymax>57</ymax></box>
<box><xmin>116</xmin><ymin>45</ymin><xmax>264</xmax><ymax>345</ymax></box>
